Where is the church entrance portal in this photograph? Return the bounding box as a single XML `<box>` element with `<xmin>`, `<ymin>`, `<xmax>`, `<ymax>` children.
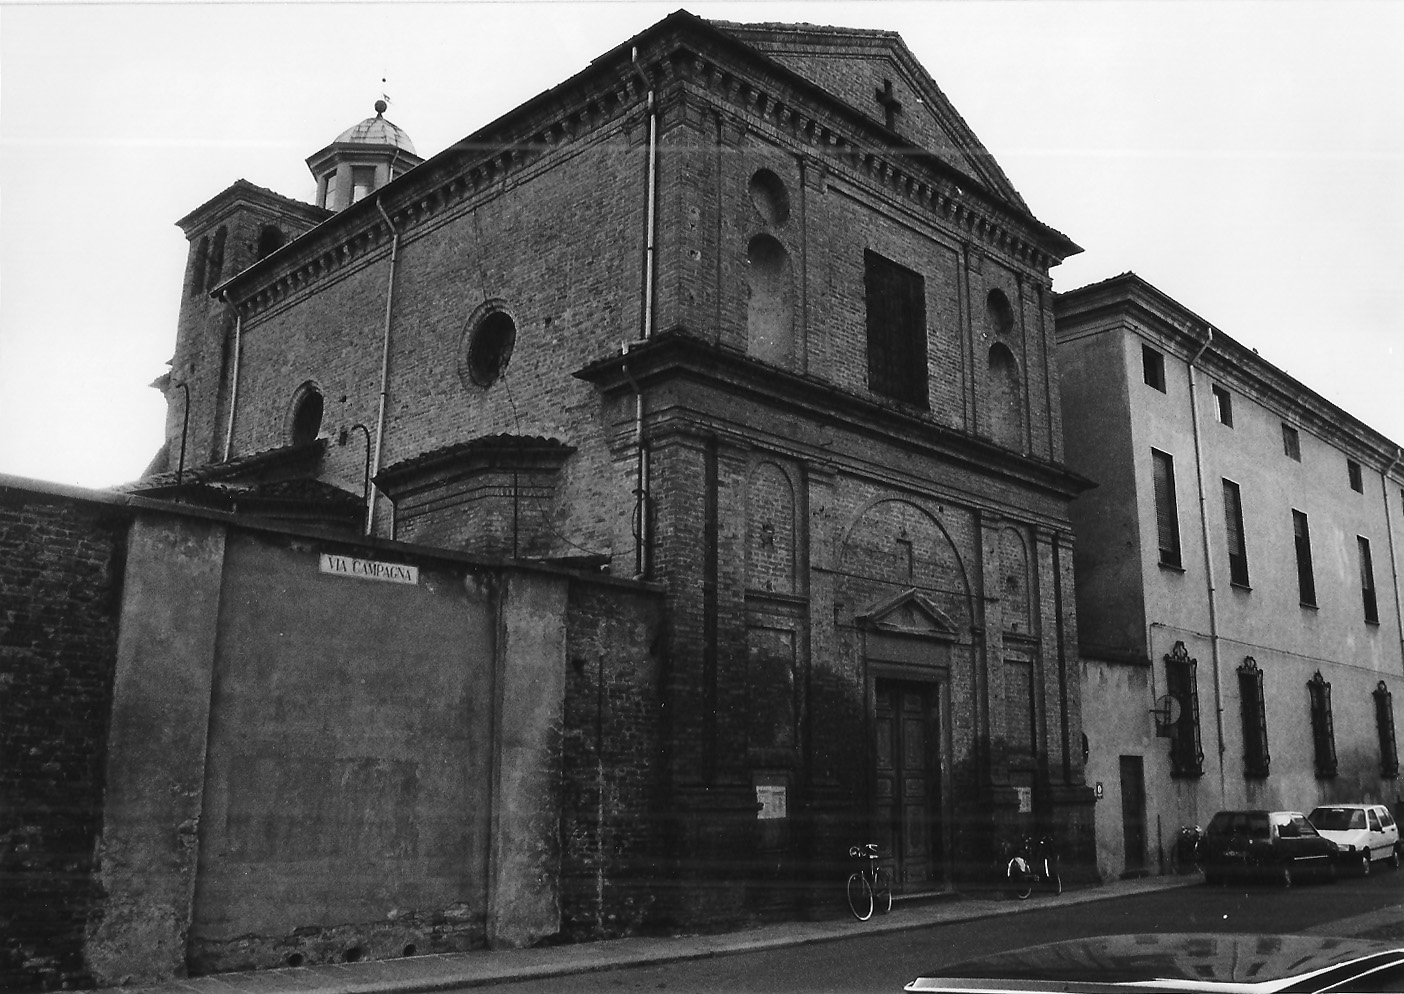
<box><xmin>873</xmin><ymin>679</ymin><xmax>942</xmax><ymax>890</ymax></box>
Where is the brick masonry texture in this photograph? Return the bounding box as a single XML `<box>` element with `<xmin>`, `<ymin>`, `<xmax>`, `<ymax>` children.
<box><xmin>0</xmin><ymin>490</ymin><xmax>125</xmax><ymax>993</ymax></box>
<box><xmin>560</xmin><ymin>582</ymin><xmax>666</xmax><ymax>938</ymax></box>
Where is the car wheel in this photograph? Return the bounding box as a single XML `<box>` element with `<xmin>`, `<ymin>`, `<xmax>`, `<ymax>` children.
<box><xmin>1360</xmin><ymin>851</ymin><xmax>1372</xmax><ymax>876</ymax></box>
<box><xmin>1390</xmin><ymin>845</ymin><xmax>1400</xmax><ymax>870</ymax></box>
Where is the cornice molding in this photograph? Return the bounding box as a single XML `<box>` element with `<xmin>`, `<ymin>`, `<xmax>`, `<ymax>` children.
<box><xmin>215</xmin><ymin>13</ymin><xmax>1076</xmax><ymax>318</ymax></box>
<box><xmin>1056</xmin><ymin>274</ymin><xmax>1404</xmax><ymax>468</ymax></box>
<box><xmin>176</xmin><ymin>179</ymin><xmax>329</xmax><ymax>238</ymax></box>
<box><xmin>575</xmin><ymin>330</ymin><xmax>1093</xmax><ymax>503</ymax></box>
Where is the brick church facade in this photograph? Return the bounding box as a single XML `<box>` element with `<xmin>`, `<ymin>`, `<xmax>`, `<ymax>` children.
<box><xmin>144</xmin><ymin>9</ymin><xmax>1093</xmax><ymax>934</ymax></box>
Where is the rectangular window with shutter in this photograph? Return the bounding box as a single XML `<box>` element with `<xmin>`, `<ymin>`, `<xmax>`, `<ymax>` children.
<box><xmin>1152</xmin><ymin>449</ymin><xmax>1182</xmax><ymax>568</ymax></box>
<box><xmin>1359</xmin><ymin>536</ymin><xmax>1379</xmax><ymax>623</ymax></box>
<box><xmin>1142</xmin><ymin>345</ymin><xmax>1166</xmax><ymax>392</ymax></box>
<box><xmin>1293</xmin><ymin>509</ymin><xmax>1316</xmax><ymax>606</ymax></box>
<box><xmin>1282</xmin><ymin>423</ymin><xmax>1301</xmax><ymax>461</ymax></box>
<box><xmin>1223</xmin><ymin>479</ymin><xmax>1249</xmax><ymax>587</ymax></box>
<box><xmin>1308</xmin><ymin>672</ymin><xmax>1337</xmax><ymax>778</ymax></box>
<box><xmin>1238</xmin><ymin>660</ymin><xmax>1269</xmax><ymax>778</ymax></box>
<box><xmin>1375</xmin><ymin>683</ymin><xmax>1399</xmax><ymax>779</ymax></box>
<box><xmin>1212</xmin><ymin>384</ymin><xmax>1233</xmax><ymax>426</ymax></box>
<box><xmin>863</xmin><ymin>250</ymin><xmax>928</xmax><ymax>408</ymax></box>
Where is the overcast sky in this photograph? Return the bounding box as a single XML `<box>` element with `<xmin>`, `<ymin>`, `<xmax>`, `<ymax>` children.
<box><xmin>1</xmin><ymin>0</ymin><xmax>1400</xmax><ymax>488</ymax></box>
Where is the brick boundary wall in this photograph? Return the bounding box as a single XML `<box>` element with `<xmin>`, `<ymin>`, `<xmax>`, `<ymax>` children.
<box><xmin>0</xmin><ymin>488</ymin><xmax>127</xmax><ymax>993</ymax></box>
<box><xmin>559</xmin><ymin>581</ymin><xmax>667</xmax><ymax>940</ymax></box>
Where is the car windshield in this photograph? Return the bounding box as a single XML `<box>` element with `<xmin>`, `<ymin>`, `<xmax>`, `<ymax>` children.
<box><xmin>1207</xmin><ymin>812</ymin><xmax>1271</xmax><ymax>838</ymax></box>
<box><xmin>1310</xmin><ymin>807</ymin><xmax>1366</xmax><ymax>831</ymax></box>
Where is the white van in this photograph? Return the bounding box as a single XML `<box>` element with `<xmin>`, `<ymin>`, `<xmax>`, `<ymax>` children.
<box><xmin>1307</xmin><ymin>804</ymin><xmax>1400</xmax><ymax>874</ymax></box>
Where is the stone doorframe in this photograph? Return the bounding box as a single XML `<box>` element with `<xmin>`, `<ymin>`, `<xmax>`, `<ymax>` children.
<box><xmin>856</xmin><ymin>589</ymin><xmax>958</xmax><ymax>890</ymax></box>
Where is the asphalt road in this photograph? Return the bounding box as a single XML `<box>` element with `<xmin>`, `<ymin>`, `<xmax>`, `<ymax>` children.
<box><xmin>458</xmin><ymin>872</ymin><xmax>1404</xmax><ymax>994</ymax></box>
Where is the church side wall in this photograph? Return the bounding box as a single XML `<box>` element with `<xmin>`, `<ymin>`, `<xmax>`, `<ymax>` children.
<box><xmin>228</xmin><ymin>121</ymin><xmax>653</xmax><ymax>567</ymax></box>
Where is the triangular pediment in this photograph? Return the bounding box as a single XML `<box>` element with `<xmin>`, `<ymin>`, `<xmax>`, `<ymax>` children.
<box><xmin>715</xmin><ymin>21</ymin><xmax>1027</xmax><ymax>212</ymax></box>
<box><xmin>855</xmin><ymin>588</ymin><xmax>958</xmax><ymax>638</ymax></box>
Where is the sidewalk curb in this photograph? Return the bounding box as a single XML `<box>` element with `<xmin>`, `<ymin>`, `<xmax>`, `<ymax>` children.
<box><xmin>112</xmin><ymin>876</ymin><xmax>1201</xmax><ymax>994</ymax></box>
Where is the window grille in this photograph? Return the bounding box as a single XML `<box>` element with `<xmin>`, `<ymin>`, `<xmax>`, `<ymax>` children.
<box><xmin>1237</xmin><ymin>658</ymin><xmax>1269</xmax><ymax>778</ymax></box>
<box><xmin>1164</xmin><ymin>642</ymin><xmax>1204</xmax><ymax>778</ymax></box>
<box><xmin>1307</xmin><ymin>671</ymin><xmax>1337</xmax><ymax>778</ymax></box>
<box><xmin>1223</xmin><ymin>479</ymin><xmax>1249</xmax><ymax>586</ymax></box>
<box><xmin>1152</xmin><ymin>450</ymin><xmax>1181</xmax><ymax>568</ymax></box>
<box><xmin>863</xmin><ymin>250</ymin><xmax>928</xmax><ymax>407</ymax></box>
<box><xmin>1374</xmin><ymin>682</ymin><xmax>1399</xmax><ymax>779</ymax></box>
<box><xmin>1359</xmin><ymin>536</ymin><xmax>1379</xmax><ymax>624</ymax></box>
<box><xmin>1293</xmin><ymin>510</ymin><xmax>1316</xmax><ymax>606</ymax></box>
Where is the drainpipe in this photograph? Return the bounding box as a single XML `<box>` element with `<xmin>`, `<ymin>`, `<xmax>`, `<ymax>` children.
<box><xmin>624</xmin><ymin>45</ymin><xmax>658</xmax><ymax>580</ymax></box>
<box><xmin>221</xmin><ymin>292</ymin><xmax>242</xmax><ymax>461</ymax></box>
<box><xmin>632</xmin><ymin>46</ymin><xmax>658</xmax><ymax>342</ymax></box>
<box><xmin>621</xmin><ymin>350</ymin><xmax>649</xmax><ymax>579</ymax></box>
<box><xmin>372</xmin><ymin>197</ymin><xmax>401</xmax><ymax>538</ymax></box>
<box><xmin>1384</xmin><ymin>448</ymin><xmax>1404</xmax><ymax>666</ymax></box>
<box><xmin>1187</xmin><ymin>326</ymin><xmax>1227</xmax><ymax>807</ymax></box>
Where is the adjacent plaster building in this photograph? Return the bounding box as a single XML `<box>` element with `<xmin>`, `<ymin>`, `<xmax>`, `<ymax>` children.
<box><xmin>1056</xmin><ymin>274</ymin><xmax>1404</xmax><ymax>881</ymax></box>
<box><xmin>134</xmin><ymin>5</ymin><xmax>1095</xmax><ymax>955</ymax></box>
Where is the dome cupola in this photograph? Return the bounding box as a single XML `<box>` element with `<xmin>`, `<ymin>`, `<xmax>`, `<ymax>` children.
<box><xmin>306</xmin><ymin>100</ymin><xmax>424</xmax><ymax>211</ymax></box>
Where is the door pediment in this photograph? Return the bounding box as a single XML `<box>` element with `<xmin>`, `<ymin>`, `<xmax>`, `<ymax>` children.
<box><xmin>856</xmin><ymin>588</ymin><xmax>958</xmax><ymax>640</ymax></box>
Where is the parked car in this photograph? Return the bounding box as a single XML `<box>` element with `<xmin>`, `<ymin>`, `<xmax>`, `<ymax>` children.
<box><xmin>1308</xmin><ymin>803</ymin><xmax>1401</xmax><ymax>874</ymax></box>
<box><xmin>1201</xmin><ymin>809</ymin><xmax>1338</xmax><ymax>886</ymax></box>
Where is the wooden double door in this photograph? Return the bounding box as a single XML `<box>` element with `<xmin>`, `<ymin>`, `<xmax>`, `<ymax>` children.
<box><xmin>873</xmin><ymin>679</ymin><xmax>943</xmax><ymax>890</ymax></box>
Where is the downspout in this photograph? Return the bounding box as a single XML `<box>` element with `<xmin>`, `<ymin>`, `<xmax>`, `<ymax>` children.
<box><xmin>625</xmin><ymin>45</ymin><xmax>658</xmax><ymax>580</ymax></box>
<box><xmin>372</xmin><ymin>197</ymin><xmax>400</xmax><ymax>538</ymax></box>
<box><xmin>1384</xmin><ymin>449</ymin><xmax>1404</xmax><ymax>667</ymax></box>
<box><xmin>221</xmin><ymin>292</ymin><xmax>242</xmax><ymax>461</ymax></box>
<box><xmin>621</xmin><ymin>351</ymin><xmax>649</xmax><ymax>579</ymax></box>
<box><xmin>1187</xmin><ymin>326</ymin><xmax>1227</xmax><ymax>807</ymax></box>
<box><xmin>632</xmin><ymin>46</ymin><xmax>658</xmax><ymax>341</ymax></box>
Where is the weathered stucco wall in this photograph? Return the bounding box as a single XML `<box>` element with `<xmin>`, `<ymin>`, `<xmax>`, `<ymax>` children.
<box><xmin>87</xmin><ymin>513</ymin><xmax>227</xmax><ymax>986</ymax></box>
<box><xmin>487</xmin><ymin>573</ymin><xmax>568</xmax><ymax>948</ymax></box>
<box><xmin>188</xmin><ymin>531</ymin><xmax>501</xmax><ymax>973</ymax></box>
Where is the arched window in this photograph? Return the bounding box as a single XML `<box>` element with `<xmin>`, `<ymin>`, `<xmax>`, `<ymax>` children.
<box><xmin>986</xmin><ymin>288</ymin><xmax>1015</xmax><ymax>337</ymax></box>
<box><xmin>290</xmin><ymin>384</ymin><xmax>324</xmax><ymax>445</ymax></box>
<box><xmin>256</xmin><ymin>225</ymin><xmax>286</xmax><ymax>261</ymax></box>
<box><xmin>190</xmin><ymin>235</ymin><xmax>210</xmax><ymax>292</ymax></box>
<box><xmin>205</xmin><ymin>226</ymin><xmax>227</xmax><ymax>291</ymax></box>
<box><xmin>748</xmin><ymin>169</ymin><xmax>791</xmax><ymax>226</ymax></box>
<box><xmin>987</xmin><ymin>342</ymin><xmax>1022</xmax><ymax>449</ymax></box>
<box><xmin>745</xmin><ymin>234</ymin><xmax>793</xmax><ymax>365</ymax></box>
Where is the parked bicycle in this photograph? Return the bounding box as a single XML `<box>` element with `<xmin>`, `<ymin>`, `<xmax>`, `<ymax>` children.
<box><xmin>845</xmin><ymin>843</ymin><xmax>893</xmax><ymax>920</ymax></box>
<box><xmin>1168</xmin><ymin>825</ymin><xmax>1204</xmax><ymax>875</ymax></box>
<box><xmin>1003</xmin><ymin>834</ymin><xmax>1061</xmax><ymax>899</ymax></box>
